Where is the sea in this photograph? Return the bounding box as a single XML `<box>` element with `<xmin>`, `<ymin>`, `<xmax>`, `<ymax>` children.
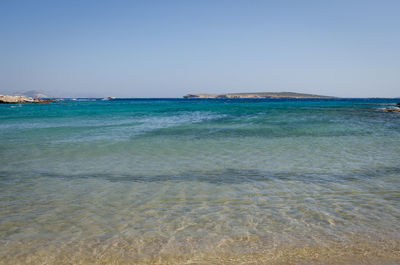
<box><xmin>1</xmin><ymin>98</ymin><xmax>399</xmax><ymax>264</ymax></box>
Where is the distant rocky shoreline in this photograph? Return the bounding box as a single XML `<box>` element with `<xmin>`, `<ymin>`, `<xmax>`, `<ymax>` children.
<box><xmin>0</xmin><ymin>95</ymin><xmax>53</xmax><ymax>104</ymax></box>
<box><xmin>183</xmin><ymin>92</ymin><xmax>335</xmax><ymax>99</ymax></box>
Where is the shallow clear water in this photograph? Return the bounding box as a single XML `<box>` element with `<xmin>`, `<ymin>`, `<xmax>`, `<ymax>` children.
<box><xmin>1</xmin><ymin>99</ymin><xmax>400</xmax><ymax>264</ymax></box>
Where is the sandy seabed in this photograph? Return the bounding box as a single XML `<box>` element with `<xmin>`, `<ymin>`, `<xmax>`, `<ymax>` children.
<box><xmin>1</xmin><ymin>235</ymin><xmax>399</xmax><ymax>265</ymax></box>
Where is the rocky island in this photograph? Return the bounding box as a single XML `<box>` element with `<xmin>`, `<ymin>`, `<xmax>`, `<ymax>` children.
<box><xmin>0</xmin><ymin>95</ymin><xmax>53</xmax><ymax>104</ymax></box>
<box><xmin>183</xmin><ymin>92</ymin><xmax>335</xmax><ymax>99</ymax></box>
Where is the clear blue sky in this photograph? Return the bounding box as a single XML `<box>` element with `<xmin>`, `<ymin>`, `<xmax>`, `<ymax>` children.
<box><xmin>1</xmin><ymin>0</ymin><xmax>399</xmax><ymax>98</ymax></box>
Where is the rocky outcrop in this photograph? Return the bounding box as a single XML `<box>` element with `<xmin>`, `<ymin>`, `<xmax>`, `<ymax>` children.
<box><xmin>0</xmin><ymin>95</ymin><xmax>53</xmax><ymax>104</ymax></box>
<box><xmin>380</xmin><ymin>103</ymin><xmax>400</xmax><ymax>112</ymax></box>
<box><xmin>184</xmin><ymin>92</ymin><xmax>335</xmax><ymax>99</ymax></box>
<box><xmin>383</xmin><ymin>107</ymin><xmax>400</xmax><ymax>112</ymax></box>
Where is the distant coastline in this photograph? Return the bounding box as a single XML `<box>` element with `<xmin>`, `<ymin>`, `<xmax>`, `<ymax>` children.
<box><xmin>0</xmin><ymin>94</ymin><xmax>53</xmax><ymax>104</ymax></box>
<box><xmin>183</xmin><ymin>92</ymin><xmax>336</xmax><ymax>99</ymax></box>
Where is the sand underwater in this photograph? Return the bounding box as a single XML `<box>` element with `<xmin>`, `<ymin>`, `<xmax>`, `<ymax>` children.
<box><xmin>1</xmin><ymin>98</ymin><xmax>399</xmax><ymax>264</ymax></box>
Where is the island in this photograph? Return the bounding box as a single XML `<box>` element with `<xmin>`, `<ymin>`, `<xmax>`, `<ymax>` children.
<box><xmin>183</xmin><ymin>92</ymin><xmax>335</xmax><ymax>99</ymax></box>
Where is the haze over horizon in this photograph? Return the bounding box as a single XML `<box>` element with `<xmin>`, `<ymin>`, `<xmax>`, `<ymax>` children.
<box><xmin>1</xmin><ymin>0</ymin><xmax>399</xmax><ymax>98</ymax></box>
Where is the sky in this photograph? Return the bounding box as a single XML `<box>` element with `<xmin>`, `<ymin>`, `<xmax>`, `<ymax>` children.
<box><xmin>0</xmin><ymin>0</ymin><xmax>399</xmax><ymax>98</ymax></box>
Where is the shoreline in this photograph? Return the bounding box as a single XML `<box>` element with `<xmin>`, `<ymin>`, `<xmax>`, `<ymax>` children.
<box><xmin>0</xmin><ymin>94</ymin><xmax>53</xmax><ymax>104</ymax></box>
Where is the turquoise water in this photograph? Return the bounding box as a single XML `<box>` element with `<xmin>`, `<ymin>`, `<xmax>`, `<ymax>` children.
<box><xmin>1</xmin><ymin>99</ymin><xmax>400</xmax><ymax>264</ymax></box>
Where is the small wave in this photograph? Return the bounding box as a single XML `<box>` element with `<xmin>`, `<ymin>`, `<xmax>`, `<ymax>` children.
<box><xmin>134</xmin><ymin>111</ymin><xmax>225</xmax><ymax>132</ymax></box>
<box><xmin>49</xmin><ymin>111</ymin><xmax>226</xmax><ymax>143</ymax></box>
